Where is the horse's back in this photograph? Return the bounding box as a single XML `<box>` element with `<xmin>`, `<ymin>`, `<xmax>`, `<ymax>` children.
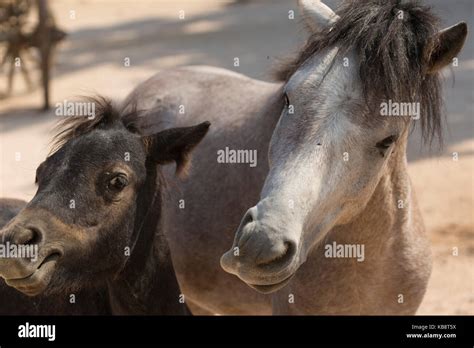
<box><xmin>122</xmin><ymin>65</ymin><xmax>280</xmax><ymax>130</ymax></box>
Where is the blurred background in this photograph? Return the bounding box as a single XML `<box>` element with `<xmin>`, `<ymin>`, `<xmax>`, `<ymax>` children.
<box><xmin>0</xmin><ymin>0</ymin><xmax>472</xmax><ymax>314</ymax></box>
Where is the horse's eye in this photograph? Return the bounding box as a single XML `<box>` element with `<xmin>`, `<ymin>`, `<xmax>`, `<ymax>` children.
<box><xmin>108</xmin><ymin>174</ymin><xmax>129</xmax><ymax>192</ymax></box>
<box><xmin>284</xmin><ymin>93</ymin><xmax>290</xmax><ymax>107</ymax></box>
<box><xmin>376</xmin><ymin>135</ymin><xmax>398</xmax><ymax>150</ymax></box>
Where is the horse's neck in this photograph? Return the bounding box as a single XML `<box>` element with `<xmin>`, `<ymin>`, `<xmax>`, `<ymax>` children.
<box><xmin>283</xmin><ymin>139</ymin><xmax>430</xmax><ymax>314</ymax></box>
<box><xmin>106</xmin><ymin>173</ymin><xmax>187</xmax><ymax>315</ymax></box>
<box><xmin>334</xmin><ymin>141</ymin><xmax>415</xmax><ymax>249</ymax></box>
<box><xmin>313</xmin><ymin>144</ymin><xmax>429</xmax><ymax>313</ymax></box>
<box><xmin>350</xmin><ymin>146</ymin><xmax>412</xmax><ymax>241</ymax></box>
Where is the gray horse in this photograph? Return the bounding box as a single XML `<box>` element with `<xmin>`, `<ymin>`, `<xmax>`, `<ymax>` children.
<box><xmin>123</xmin><ymin>0</ymin><xmax>467</xmax><ymax>314</ymax></box>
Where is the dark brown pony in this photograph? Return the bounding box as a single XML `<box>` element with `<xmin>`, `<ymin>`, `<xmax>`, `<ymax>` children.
<box><xmin>0</xmin><ymin>97</ymin><xmax>210</xmax><ymax>314</ymax></box>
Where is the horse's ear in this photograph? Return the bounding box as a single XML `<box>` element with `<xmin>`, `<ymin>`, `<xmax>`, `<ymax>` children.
<box><xmin>143</xmin><ymin>121</ymin><xmax>210</xmax><ymax>176</ymax></box>
<box><xmin>298</xmin><ymin>0</ymin><xmax>339</xmax><ymax>33</ymax></box>
<box><xmin>425</xmin><ymin>22</ymin><xmax>468</xmax><ymax>74</ymax></box>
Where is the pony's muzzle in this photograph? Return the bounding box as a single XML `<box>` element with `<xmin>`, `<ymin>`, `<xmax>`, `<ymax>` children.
<box><xmin>221</xmin><ymin>206</ymin><xmax>299</xmax><ymax>291</ymax></box>
<box><xmin>0</xmin><ymin>221</ymin><xmax>43</xmax><ymax>279</ymax></box>
<box><xmin>0</xmin><ymin>210</ymin><xmax>63</xmax><ymax>296</ymax></box>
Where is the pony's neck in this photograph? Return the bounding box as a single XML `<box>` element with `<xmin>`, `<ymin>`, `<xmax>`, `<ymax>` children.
<box><xmin>106</xmin><ymin>168</ymin><xmax>188</xmax><ymax>315</ymax></box>
<box><xmin>337</xmin><ymin>137</ymin><xmax>412</xmax><ymax>244</ymax></box>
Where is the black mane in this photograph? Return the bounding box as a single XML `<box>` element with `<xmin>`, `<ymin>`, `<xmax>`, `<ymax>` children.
<box><xmin>274</xmin><ymin>0</ymin><xmax>444</xmax><ymax>144</ymax></box>
<box><xmin>50</xmin><ymin>96</ymin><xmax>143</xmax><ymax>155</ymax></box>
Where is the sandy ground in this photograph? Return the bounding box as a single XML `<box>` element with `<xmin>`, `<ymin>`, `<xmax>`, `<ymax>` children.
<box><xmin>0</xmin><ymin>0</ymin><xmax>472</xmax><ymax>314</ymax></box>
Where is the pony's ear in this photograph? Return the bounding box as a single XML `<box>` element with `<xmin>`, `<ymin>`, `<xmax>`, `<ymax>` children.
<box><xmin>425</xmin><ymin>22</ymin><xmax>468</xmax><ymax>74</ymax></box>
<box><xmin>143</xmin><ymin>121</ymin><xmax>210</xmax><ymax>176</ymax></box>
<box><xmin>299</xmin><ymin>0</ymin><xmax>339</xmax><ymax>33</ymax></box>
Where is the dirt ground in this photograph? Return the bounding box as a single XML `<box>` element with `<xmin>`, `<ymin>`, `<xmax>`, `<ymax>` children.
<box><xmin>0</xmin><ymin>0</ymin><xmax>472</xmax><ymax>314</ymax></box>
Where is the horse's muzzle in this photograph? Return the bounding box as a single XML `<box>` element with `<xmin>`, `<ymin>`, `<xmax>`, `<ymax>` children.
<box><xmin>220</xmin><ymin>206</ymin><xmax>300</xmax><ymax>293</ymax></box>
<box><xmin>0</xmin><ymin>212</ymin><xmax>62</xmax><ymax>296</ymax></box>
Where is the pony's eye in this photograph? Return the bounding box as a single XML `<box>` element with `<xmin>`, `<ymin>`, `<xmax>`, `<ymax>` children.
<box><xmin>376</xmin><ymin>135</ymin><xmax>398</xmax><ymax>150</ymax></box>
<box><xmin>107</xmin><ymin>174</ymin><xmax>129</xmax><ymax>192</ymax></box>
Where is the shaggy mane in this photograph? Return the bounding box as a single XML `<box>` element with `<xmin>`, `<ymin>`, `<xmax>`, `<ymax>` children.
<box><xmin>50</xmin><ymin>96</ymin><xmax>141</xmax><ymax>155</ymax></box>
<box><xmin>273</xmin><ymin>0</ymin><xmax>444</xmax><ymax>145</ymax></box>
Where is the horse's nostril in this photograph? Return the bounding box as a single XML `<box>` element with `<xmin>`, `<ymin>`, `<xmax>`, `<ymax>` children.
<box><xmin>236</xmin><ymin>208</ymin><xmax>258</xmax><ymax>249</ymax></box>
<box><xmin>26</xmin><ymin>227</ymin><xmax>42</xmax><ymax>245</ymax></box>
<box><xmin>242</xmin><ymin>208</ymin><xmax>255</xmax><ymax>225</ymax></box>
<box><xmin>14</xmin><ymin>227</ymin><xmax>42</xmax><ymax>245</ymax></box>
<box><xmin>241</xmin><ymin>206</ymin><xmax>257</xmax><ymax>226</ymax></box>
